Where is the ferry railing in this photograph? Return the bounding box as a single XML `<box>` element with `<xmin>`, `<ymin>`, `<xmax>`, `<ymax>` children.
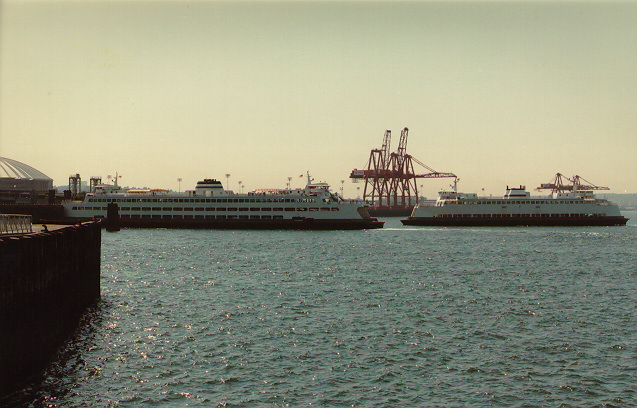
<box><xmin>0</xmin><ymin>214</ymin><xmax>33</xmax><ymax>235</ymax></box>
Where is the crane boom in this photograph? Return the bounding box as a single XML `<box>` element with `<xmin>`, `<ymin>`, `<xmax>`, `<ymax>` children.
<box><xmin>381</xmin><ymin>130</ymin><xmax>391</xmax><ymax>168</ymax></box>
<box><xmin>410</xmin><ymin>155</ymin><xmax>457</xmax><ymax>178</ymax></box>
<box><xmin>537</xmin><ymin>173</ymin><xmax>610</xmax><ymax>193</ymax></box>
<box><xmin>396</xmin><ymin>127</ymin><xmax>409</xmax><ymax>157</ymax></box>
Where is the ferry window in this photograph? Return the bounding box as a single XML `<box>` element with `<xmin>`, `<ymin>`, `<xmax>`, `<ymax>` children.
<box><xmin>227</xmin><ymin>215</ymin><xmax>237</xmax><ymax>220</ymax></box>
<box><xmin>205</xmin><ymin>207</ymin><xmax>215</xmax><ymax>211</ymax></box>
<box><xmin>173</xmin><ymin>208</ymin><xmax>183</xmax><ymax>211</ymax></box>
<box><xmin>195</xmin><ymin>215</ymin><xmax>205</xmax><ymax>220</ymax></box>
<box><xmin>217</xmin><ymin>207</ymin><xmax>226</xmax><ymax>211</ymax></box>
<box><xmin>284</xmin><ymin>208</ymin><xmax>295</xmax><ymax>211</ymax></box>
<box><xmin>273</xmin><ymin>215</ymin><xmax>283</xmax><ymax>220</ymax></box>
<box><xmin>183</xmin><ymin>208</ymin><xmax>193</xmax><ymax>211</ymax></box>
<box><xmin>239</xmin><ymin>207</ymin><xmax>249</xmax><ymax>211</ymax></box>
<box><xmin>227</xmin><ymin>207</ymin><xmax>237</xmax><ymax>211</ymax></box>
<box><xmin>162</xmin><ymin>215</ymin><xmax>172</xmax><ymax>219</ymax></box>
<box><xmin>261</xmin><ymin>208</ymin><xmax>271</xmax><ymax>211</ymax></box>
<box><xmin>152</xmin><ymin>207</ymin><xmax>161</xmax><ymax>211</ymax></box>
<box><xmin>262</xmin><ymin>215</ymin><xmax>272</xmax><ymax>219</ymax></box>
<box><xmin>250</xmin><ymin>215</ymin><xmax>260</xmax><ymax>219</ymax></box>
<box><xmin>331</xmin><ymin>208</ymin><xmax>339</xmax><ymax>211</ymax></box>
<box><xmin>250</xmin><ymin>208</ymin><xmax>260</xmax><ymax>211</ymax></box>
<box><xmin>320</xmin><ymin>208</ymin><xmax>330</xmax><ymax>211</ymax></box>
<box><xmin>130</xmin><ymin>207</ymin><xmax>140</xmax><ymax>211</ymax></box>
<box><xmin>296</xmin><ymin>208</ymin><xmax>307</xmax><ymax>211</ymax></box>
<box><xmin>121</xmin><ymin>207</ymin><xmax>130</xmax><ymax>211</ymax></box>
<box><xmin>309</xmin><ymin>208</ymin><xmax>319</xmax><ymax>211</ymax></box>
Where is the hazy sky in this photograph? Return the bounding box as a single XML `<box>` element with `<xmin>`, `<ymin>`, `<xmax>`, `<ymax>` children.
<box><xmin>1</xmin><ymin>1</ymin><xmax>636</xmax><ymax>197</ymax></box>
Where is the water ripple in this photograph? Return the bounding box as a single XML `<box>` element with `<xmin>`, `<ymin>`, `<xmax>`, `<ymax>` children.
<box><xmin>3</xmin><ymin>217</ymin><xmax>636</xmax><ymax>407</ymax></box>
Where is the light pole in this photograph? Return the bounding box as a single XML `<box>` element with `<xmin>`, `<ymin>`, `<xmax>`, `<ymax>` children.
<box><xmin>287</xmin><ymin>176</ymin><xmax>292</xmax><ymax>189</ymax></box>
<box><xmin>340</xmin><ymin>180</ymin><xmax>345</xmax><ymax>198</ymax></box>
<box><xmin>238</xmin><ymin>180</ymin><xmax>243</xmax><ymax>194</ymax></box>
<box><xmin>177</xmin><ymin>178</ymin><xmax>182</xmax><ymax>193</ymax></box>
<box><xmin>225</xmin><ymin>173</ymin><xmax>230</xmax><ymax>190</ymax></box>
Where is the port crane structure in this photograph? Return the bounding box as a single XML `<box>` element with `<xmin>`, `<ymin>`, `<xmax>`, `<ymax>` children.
<box><xmin>350</xmin><ymin>127</ymin><xmax>456</xmax><ymax>210</ymax></box>
<box><xmin>537</xmin><ymin>173</ymin><xmax>610</xmax><ymax>193</ymax></box>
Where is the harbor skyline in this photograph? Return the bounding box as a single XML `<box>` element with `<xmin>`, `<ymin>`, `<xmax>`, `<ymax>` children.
<box><xmin>1</xmin><ymin>1</ymin><xmax>636</xmax><ymax>197</ymax></box>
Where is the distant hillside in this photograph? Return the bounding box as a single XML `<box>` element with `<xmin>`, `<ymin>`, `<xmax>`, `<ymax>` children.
<box><xmin>605</xmin><ymin>194</ymin><xmax>637</xmax><ymax>211</ymax></box>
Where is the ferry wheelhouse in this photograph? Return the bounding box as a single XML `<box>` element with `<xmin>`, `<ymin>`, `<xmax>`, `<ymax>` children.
<box><xmin>62</xmin><ymin>174</ymin><xmax>383</xmax><ymax>230</ymax></box>
<box><xmin>402</xmin><ymin>174</ymin><xmax>628</xmax><ymax>227</ymax></box>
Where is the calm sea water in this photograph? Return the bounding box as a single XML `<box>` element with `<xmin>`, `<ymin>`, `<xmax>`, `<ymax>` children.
<box><xmin>5</xmin><ymin>212</ymin><xmax>637</xmax><ymax>407</ymax></box>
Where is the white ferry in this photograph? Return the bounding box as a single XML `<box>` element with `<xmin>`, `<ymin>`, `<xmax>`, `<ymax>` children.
<box><xmin>62</xmin><ymin>174</ymin><xmax>383</xmax><ymax>230</ymax></box>
<box><xmin>402</xmin><ymin>174</ymin><xmax>628</xmax><ymax>227</ymax></box>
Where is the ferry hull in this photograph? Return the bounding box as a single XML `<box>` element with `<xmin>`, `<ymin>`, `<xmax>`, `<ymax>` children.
<box><xmin>74</xmin><ymin>217</ymin><xmax>384</xmax><ymax>230</ymax></box>
<box><xmin>401</xmin><ymin>215</ymin><xmax>628</xmax><ymax>227</ymax></box>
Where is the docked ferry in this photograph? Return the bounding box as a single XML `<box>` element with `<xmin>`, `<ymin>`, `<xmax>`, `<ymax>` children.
<box><xmin>62</xmin><ymin>175</ymin><xmax>383</xmax><ymax>230</ymax></box>
<box><xmin>401</xmin><ymin>174</ymin><xmax>628</xmax><ymax>227</ymax></box>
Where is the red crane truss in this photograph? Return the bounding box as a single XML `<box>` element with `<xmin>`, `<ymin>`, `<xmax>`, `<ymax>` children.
<box><xmin>350</xmin><ymin>127</ymin><xmax>457</xmax><ymax>209</ymax></box>
<box><xmin>537</xmin><ymin>173</ymin><xmax>610</xmax><ymax>193</ymax></box>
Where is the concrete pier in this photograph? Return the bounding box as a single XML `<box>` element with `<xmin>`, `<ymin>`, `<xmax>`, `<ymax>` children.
<box><xmin>0</xmin><ymin>221</ymin><xmax>101</xmax><ymax>393</ymax></box>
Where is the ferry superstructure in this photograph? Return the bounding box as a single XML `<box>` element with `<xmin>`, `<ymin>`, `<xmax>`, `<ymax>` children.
<box><xmin>402</xmin><ymin>174</ymin><xmax>628</xmax><ymax>227</ymax></box>
<box><xmin>62</xmin><ymin>175</ymin><xmax>383</xmax><ymax>230</ymax></box>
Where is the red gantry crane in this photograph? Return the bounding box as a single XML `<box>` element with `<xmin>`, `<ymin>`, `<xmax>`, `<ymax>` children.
<box><xmin>537</xmin><ymin>173</ymin><xmax>610</xmax><ymax>193</ymax></box>
<box><xmin>350</xmin><ymin>127</ymin><xmax>456</xmax><ymax>215</ymax></box>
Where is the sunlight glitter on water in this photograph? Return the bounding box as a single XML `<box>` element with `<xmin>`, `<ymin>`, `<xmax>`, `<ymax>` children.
<box><xmin>3</xmin><ymin>219</ymin><xmax>636</xmax><ymax>407</ymax></box>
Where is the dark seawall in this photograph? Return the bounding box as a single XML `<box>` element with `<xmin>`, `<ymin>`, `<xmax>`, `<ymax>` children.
<box><xmin>0</xmin><ymin>222</ymin><xmax>101</xmax><ymax>393</ymax></box>
<box><xmin>0</xmin><ymin>204</ymin><xmax>66</xmax><ymax>223</ymax></box>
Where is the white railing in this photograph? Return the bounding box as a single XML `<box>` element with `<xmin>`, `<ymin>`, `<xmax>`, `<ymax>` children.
<box><xmin>0</xmin><ymin>214</ymin><xmax>33</xmax><ymax>235</ymax></box>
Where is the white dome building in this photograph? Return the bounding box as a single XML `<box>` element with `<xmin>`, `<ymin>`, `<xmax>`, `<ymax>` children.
<box><xmin>0</xmin><ymin>156</ymin><xmax>53</xmax><ymax>193</ymax></box>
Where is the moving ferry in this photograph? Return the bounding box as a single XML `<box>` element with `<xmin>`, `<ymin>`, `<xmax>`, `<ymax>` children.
<box><xmin>63</xmin><ymin>174</ymin><xmax>383</xmax><ymax>230</ymax></box>
<box><xmin>402</xmin><ymin>174</ymin><xmax>628</xmax><ymax>227</ymax></box>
